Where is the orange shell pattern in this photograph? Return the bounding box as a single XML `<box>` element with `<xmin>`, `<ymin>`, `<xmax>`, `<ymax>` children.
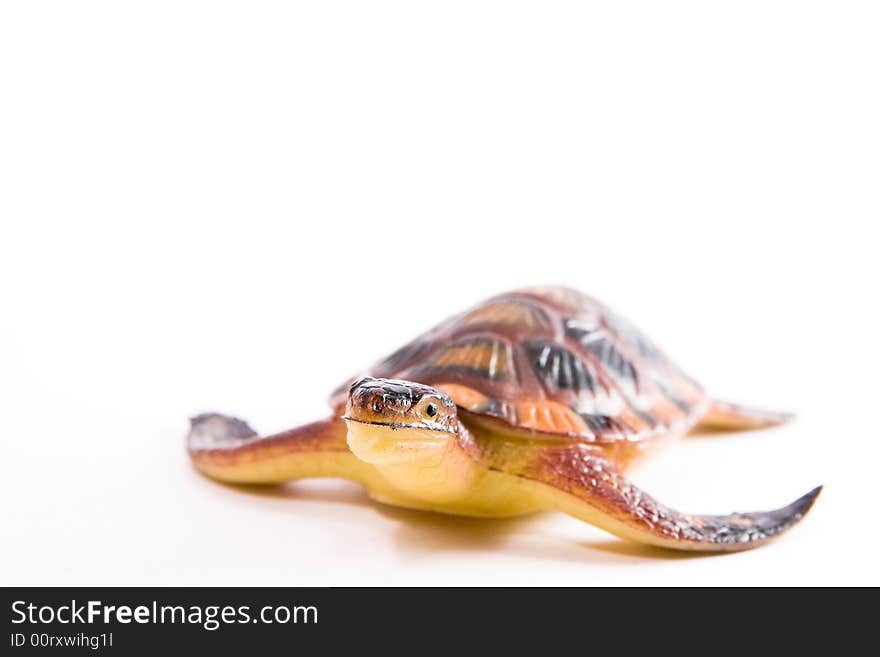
<box><xmin>333</xmin><ymin>287</ymin><xmax>707</xmax><ymax>443</ymax></box>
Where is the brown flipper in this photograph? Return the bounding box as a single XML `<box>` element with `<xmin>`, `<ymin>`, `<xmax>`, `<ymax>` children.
<box><xmin>695</xmin><ymin>400</ymin><xmax>793</xmax><ymax>432</ymax></box>
<box><xmin>187</xmin><ymin>414</ymin><xmax>374</xmax><ymax>485</ymax></box>
<box><xmin>485</xmin><ymin>442</ymin><xmax>820</xmax><ymax>552</ymax></box>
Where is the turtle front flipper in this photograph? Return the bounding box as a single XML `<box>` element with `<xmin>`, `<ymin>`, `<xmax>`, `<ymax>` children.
<box><xmin>694</xmin><ymin>400</ymin><xmax>793</xmax><ymax>432</ymax></box>
<box><xmin>488</xmin><ymin>443</ymin><xmax>820</xmax><ymax>552</ymax></box>
<box><xmin>187</xmin><ymin>414</ymin><xmax>377</xmax><ymax>485</ymax></box>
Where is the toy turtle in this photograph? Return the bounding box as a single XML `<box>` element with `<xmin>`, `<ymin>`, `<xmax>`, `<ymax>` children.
<box><xmin>188</xmin><ymin>286</ymin><xmax>820</xmax><ymax>552</ymax></box>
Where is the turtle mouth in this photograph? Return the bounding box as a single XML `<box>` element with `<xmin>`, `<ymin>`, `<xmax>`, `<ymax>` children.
<box><xmin>342</xmin><ymin>416</ymin><xmax>450</xmax><ymax>432</ymax></box>
<box><xmin>344</xmin><ymin>417</ymin><xmax>453</xmax><ymax>466</ymax></box>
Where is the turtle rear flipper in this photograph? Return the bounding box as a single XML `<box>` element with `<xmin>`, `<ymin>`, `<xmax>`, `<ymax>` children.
<box><xmin>187</xmin><ymin>414</ymin><xmax>376</xmax><ymax>485</ymax></box>
<box><xmin>488</xmin><ymin>443</ymin><xmax>820</xmax><ymax>552</ymax></box>
<box><xmin>695</xmin><ymin>400</ymin><xmax>793</xmax><ymax>432</ymax></box>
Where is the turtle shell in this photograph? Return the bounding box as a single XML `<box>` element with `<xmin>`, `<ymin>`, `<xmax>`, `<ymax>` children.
<box><xmin>332</xmin><ymin>286</ymin><xmax>707</xmax><ymax>443</ymax></box>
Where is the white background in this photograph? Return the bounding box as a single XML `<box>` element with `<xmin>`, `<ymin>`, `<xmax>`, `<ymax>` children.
<box><xmin>1</xmin><ymin>2</ymin><xmax>877</xmax><ymax>586</ymax></box>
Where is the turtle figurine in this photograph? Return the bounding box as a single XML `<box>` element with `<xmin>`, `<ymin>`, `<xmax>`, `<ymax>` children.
<box><xmin>188</xmin><ymin>286</ymin><xmax>820</xmax><ymax>552</ymax></box>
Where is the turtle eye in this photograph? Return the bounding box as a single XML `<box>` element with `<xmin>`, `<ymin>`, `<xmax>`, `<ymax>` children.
<box><xmin>425</xmin><ymin>403</ymin><xmax>438</xmax><ymax>418</ymax></box>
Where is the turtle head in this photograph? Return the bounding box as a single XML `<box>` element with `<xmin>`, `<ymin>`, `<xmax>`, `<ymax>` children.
<box><xmin>344</xmin><ymin>377</ymin><xmax>461</xmax><ymax>466</ymax></box>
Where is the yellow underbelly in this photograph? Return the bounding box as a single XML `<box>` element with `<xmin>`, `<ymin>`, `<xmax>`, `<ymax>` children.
<box><xmin>363</xmin><ymin>465</ymin><xmax>543</xmax><ymax>518</ymax></box>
